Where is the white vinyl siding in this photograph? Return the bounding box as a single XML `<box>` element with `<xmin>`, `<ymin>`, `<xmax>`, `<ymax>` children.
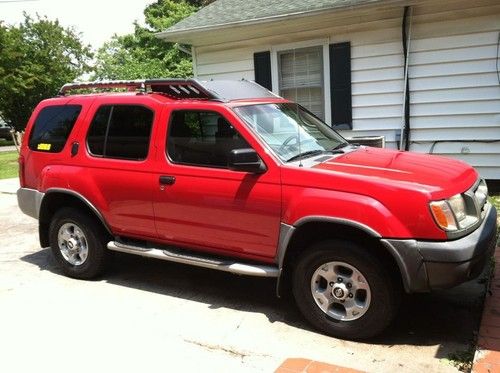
<box><xmin>193</xmin><ymin>2</ymin><xmax>500</xmax><ymax>179</ymax></box>
<box><xmin>277</xmin><ymin>46</ymin><xmax>324</xmax><ymax>119</ymax></box>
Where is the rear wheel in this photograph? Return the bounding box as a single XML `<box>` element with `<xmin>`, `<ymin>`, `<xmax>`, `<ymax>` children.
<box><xmin>49</xmin><ymin>207</ymin><xmax>109</xmax><ymax>279</ymax></box>
<box><xmin>292</xmin><ymin>239</ymin><xmax>400</xmax><ymax>340</ymax></box>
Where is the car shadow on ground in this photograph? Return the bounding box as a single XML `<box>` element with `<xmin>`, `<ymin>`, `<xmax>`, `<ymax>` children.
<box><xmin>21</xmin><ymin>248</ymin><xmax>486</xmax><ymax>355</ymax></box>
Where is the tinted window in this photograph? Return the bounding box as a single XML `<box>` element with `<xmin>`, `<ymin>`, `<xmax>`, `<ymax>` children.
<box><xmin>167</xmin><ymin>111</ymin><xmax>249</xmax><ymax>168</ymax></box>
<box><xmin>87</xmin><ymin>105</ymin><xmax>154</xmax><ymax>160</ymax></box>
<box><xmin>29</xmin><ymin>105</ymin><xmax>82</xmax><ymax>152</ymax></box>
<box><xmin>87</xmin><ymin>106</ymin><xmax>111</xmax><ymax>156</ymax></box>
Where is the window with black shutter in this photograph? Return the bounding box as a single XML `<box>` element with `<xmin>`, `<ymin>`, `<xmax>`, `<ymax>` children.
<box><xmin>278</xmin><ymin>46</ymin><xmax>325</xmax><ymax>120</ymax></box>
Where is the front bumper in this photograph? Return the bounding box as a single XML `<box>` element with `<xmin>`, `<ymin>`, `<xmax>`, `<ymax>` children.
<box><xmin>383</xmin><ymin>203</ymin><xmax>498</xmax><ymax>292</ymax></box>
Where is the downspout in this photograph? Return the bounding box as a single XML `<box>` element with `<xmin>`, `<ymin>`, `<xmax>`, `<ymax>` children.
<box><xmin>399</xmin><ymin>6</ymin><xmax>413</xmax><ymax>151</ymax></box>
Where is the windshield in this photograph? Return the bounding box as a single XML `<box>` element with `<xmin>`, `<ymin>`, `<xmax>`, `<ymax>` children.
<box><xmin>233</xmin><ymin>103</ymin><xmax>347</xmax><ymax>162</ymax></box>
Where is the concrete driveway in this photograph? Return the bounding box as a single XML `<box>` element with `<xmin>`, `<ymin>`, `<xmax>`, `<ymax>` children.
<box><xmin>0</xmin><ymin>145</ymin><xmax>17</xmax><ymax>152</ymax></box>
<box><xmin>0</xmin><ymin>179</ymin><xmax>486</xmax><ymax>373</ymax></box>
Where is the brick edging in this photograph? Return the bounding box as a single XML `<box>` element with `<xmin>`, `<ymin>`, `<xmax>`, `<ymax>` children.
<box><xmin>472</xmin><ymin>246</ymin><xmax>500</xmax><ymax>373</ymax></box>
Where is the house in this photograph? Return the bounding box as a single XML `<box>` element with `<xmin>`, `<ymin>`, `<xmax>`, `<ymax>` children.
<box><xmin>157</xmin><ymin>0</ymin><xmax>500</xmax><ymax>182</ymax></box>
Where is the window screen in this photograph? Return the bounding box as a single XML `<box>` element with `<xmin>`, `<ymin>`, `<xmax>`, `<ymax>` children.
<box><xmin>278</xmin><ymin>46</ymin><xmax>324</xmax><ymax>119</ymax></box>
<box><xmin>87</xmin><ymin>105</ymin><xmax>154</xmax><ymax>160</ymax></box>
<box><xmin>29</xmin><ymin>105</ymin><xmax>82</xmax><ymax>152</ymax></box>
<box><xmin>167</xmin><ymin>111</ymin><xmax>249</xmax><ymax>168</ymax></box>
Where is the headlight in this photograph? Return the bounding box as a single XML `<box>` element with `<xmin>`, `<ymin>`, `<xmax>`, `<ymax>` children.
<box><xmin>448</xmin><ymin>194</ymin><xmax>466</xmax><ymax>222</ymax></box>
<box><xmin>430</xmin><ymin>200</ymin><xmax>457</xmax><ymax>231</ymax></box>
<box><xmin>430</xmin><ymin>193</ymin><xmax>479</xmax><ymax>232</ymax></box>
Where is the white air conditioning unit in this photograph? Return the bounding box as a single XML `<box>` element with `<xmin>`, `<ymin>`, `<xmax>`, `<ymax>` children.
<box><xmin>346</xmin><ymin>135</ymin><xmax>385</xmax><ymax>148</ymax></box>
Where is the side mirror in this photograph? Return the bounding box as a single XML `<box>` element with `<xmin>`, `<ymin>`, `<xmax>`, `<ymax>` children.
<box><xmin>228</xmin><ymin>148</ymin><xmax>267</xmax><ymax>174</ymax></box>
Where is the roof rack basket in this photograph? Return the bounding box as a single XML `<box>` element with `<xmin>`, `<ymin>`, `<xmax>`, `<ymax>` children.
<box><xmin>58</xmin><ymin>79</ymin><xmax>221</xmax><ymax>100</ymax></box>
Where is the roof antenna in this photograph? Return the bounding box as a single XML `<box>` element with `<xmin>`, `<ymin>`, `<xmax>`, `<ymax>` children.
<box><xmin>292</xmin><ymin>48</ymin><xmax>303</xmax><ymax>167</ymax></box>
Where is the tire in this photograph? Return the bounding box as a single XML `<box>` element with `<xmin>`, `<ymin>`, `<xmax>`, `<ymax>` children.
<box><xmin>292</xmin><ymin>239</ymin><xmax>400</xmax><ymax>340</ymax></box>
<box><xmin>49</xmin><ymin>207</ymin><xmax>109</xmax><ymax>279</ymax></box>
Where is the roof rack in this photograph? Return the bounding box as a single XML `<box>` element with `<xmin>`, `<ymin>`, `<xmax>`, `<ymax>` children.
<box><xmin>58</xmin><ymin>79</ymin><xmax>222</xmax><ymax>100</ymax></box>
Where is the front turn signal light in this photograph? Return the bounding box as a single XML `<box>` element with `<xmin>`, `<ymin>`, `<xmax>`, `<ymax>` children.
<box><xmin>430</xmin><ymin>201</ymin><xmax>457</xmax><ymax>231</ymax></box>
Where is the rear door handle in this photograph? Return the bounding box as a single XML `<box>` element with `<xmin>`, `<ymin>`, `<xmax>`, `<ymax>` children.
<box><xmin>159</xmin><ymin>175</ymin><xmax>176</xmax><ymax>185</ymax></box>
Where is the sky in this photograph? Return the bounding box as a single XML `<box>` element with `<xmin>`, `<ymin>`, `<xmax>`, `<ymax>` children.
<box><xmin>0</xmin><ymin>0</ymin><xmax>157</xmax><ymax>49</ymax></box>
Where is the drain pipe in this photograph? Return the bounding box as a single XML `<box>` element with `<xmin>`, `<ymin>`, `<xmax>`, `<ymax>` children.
<box><xmin>399</xmin><ymin>6</ymin><xmax>413</xmax><ymax>151</ymax></box>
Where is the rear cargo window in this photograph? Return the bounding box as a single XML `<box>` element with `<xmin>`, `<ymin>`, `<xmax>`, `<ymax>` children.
<box><xmin>28</xmin><ymin>105</ymin><xmax>82</xmax><ymax>153</ymax></box>
<box><xmin>87</xmin><ymin>105</ymin><xmax>154</xmax><ymax>160</ymax></box>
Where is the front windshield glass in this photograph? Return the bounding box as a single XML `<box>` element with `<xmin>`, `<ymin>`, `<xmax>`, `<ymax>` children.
<box><xmin>233</xmin><ymin>103</ymin><xmax>347</xmax><ymax>162</ymax></box>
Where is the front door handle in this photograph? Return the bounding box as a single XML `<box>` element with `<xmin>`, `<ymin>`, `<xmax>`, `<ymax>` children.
<box><xmin>159</xmin><ymin>175</ymin><xmax>176</xmax><ymax>185</ymax></box>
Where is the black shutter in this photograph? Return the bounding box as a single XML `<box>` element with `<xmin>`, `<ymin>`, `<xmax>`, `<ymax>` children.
<box><xmin>329</xmin><ymin>42</ymin><xmax>352</xmax><ymax>129</ymax></box>
<box><xmin>253</xmin><ymin>51</ymin><xmax>272</xmax><ymax>91</ymax></box>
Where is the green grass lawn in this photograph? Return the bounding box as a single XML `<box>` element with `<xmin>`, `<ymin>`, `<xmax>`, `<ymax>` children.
<box><xmin>0</xmin><ymin>151</ymin><xmax>18</xmax><ymax>179</ymax></box>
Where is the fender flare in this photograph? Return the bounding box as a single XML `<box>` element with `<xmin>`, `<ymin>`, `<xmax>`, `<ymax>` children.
<box><xmin>41</xmin><ymin>188</ymin><xmax>113</xmax><ymax>235</ymax></box>
<box><xmin>276</xmin><ymin>216</ymin><xmax>382</xmax><ymax>269</ymax></box>
<box><xmin>274</xmin><ymin>216</ymin><xmax>418</xmax><ymax>296</ymax></box>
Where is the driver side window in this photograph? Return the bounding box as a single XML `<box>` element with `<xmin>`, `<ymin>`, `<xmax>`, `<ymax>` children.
<box><xmin>167</xmin><ymin>110</ymin><xmax>250</xmax><ymax>168</ymax></box>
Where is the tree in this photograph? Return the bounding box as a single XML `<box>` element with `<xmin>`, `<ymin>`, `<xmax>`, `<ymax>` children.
<box><xmin>0</xmin><ymin>14</ymin><xmax>93</xmax><ymax>131</ymax></box>
<box><xmin>176</xmin><ymin>0</ymin><xmax>215</xmax><ymax>7</ymax></box>
<box><xmin>94</xmin><ymin>0</ymin><xmax>198</xmax><ymax>80</ymax></box>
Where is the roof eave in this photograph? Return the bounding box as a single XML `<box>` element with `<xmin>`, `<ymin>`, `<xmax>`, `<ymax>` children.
<box><xmin>156</xmin><ymin>0</ymin><xmax>410</xmax><ymax>43</ymax></box>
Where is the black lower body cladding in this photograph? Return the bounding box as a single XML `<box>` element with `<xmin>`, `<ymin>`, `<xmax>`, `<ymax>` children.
<box><xmin>383</xmin><ymin>204</ymin><xmax>498</xmax><ymax>292</ymax></box>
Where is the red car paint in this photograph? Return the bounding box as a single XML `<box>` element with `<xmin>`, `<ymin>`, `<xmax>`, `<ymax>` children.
<box><xmin>20</xmin><ymin>92</ymin><xmax>479</xmax><ymax>263</ymax></box>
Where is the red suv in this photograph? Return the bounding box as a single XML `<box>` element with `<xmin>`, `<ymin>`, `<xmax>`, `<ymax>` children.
<box><xmin>17</xmin><ymin>79</ymin><xmax>497</xmax><ymax>339</ymax></box>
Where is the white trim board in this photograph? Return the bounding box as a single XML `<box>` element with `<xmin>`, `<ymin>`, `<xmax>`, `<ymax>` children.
<box><xmin>270</xmin><ymin>38</ymin><xmax>332</xmax><ymax>123</ymax></box>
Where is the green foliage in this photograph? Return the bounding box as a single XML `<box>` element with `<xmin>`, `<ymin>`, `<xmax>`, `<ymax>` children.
<box><xmin>176</xmin><ymin>0</ymin><xmax>215</xmax><ymax>7</ymax></box>
<box><xmin>0</xmin><ymin>14</ymin><xmax>93</xmax><ymax>131</ymax></box>
<box><xmin>444</xmin><ymin>346</ymin><xmax>475</xmax><ymax>372</ymax></box>
<box><xmin>0</xmin><ymin>139</ymin><xmax>14</xmax><ymax>147</ymax></box>
<box><xmin>94</xmin><ymin>0</ymin><xmax>198</xmax><ymax>80</ymax></box>
<box><xmin>490</xmin><ymin>195</ymin><xmax>500</xmax><ymax>236</ymax></box>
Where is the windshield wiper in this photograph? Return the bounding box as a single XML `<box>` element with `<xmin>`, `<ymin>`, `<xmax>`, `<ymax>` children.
<box><xmin>286</xmin><ymin>150</ymin><xmax>324</xmax><ymax>162</ymax></box>
<box><xmin>286</xmin><ymin>146</ymin><xmax>352</xmax><ymax>162</ymax></box>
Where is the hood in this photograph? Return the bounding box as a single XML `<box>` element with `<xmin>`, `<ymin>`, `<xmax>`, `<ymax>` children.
<box><xmin>312</xmin><ymin>146</ymin><xmax>478</xmax><ymax>198</ymax></box>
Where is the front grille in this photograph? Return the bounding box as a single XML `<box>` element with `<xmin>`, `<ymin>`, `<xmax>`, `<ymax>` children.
<box><xmin>459</xmin><ymin>179</ymin><xmax>487</xmax><ymax>228</ymax></box>
<box><xmin>473</xmin><ymin>179</ymin><xmax>488</xmax><ymax>217</ymax></box>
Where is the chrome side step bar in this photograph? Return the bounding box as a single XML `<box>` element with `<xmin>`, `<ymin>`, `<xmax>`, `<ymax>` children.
<box><xmin>107</xmin><ymin>241</ymin><xmax>279</xmax><ymax>278</ymax></box>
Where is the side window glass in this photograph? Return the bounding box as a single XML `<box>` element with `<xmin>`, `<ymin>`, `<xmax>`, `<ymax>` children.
<box><xmin>86</xmin><ymin>105</ymin><xmax>154</xmax><ymax>160</ymax></box>
<box><xmin>167</xmin><ymin>111</ymin><xmax>250</xmax><ymax>168</ymax></box>
<box><xmin>87</xmin><ymin>106</ymin><xmax>111</xmax><ymax>156</ymax></box>
<box><xmin>28</xmin><ymin>105</ymin><xmax>82</xmax><ymax>153</ymax></box>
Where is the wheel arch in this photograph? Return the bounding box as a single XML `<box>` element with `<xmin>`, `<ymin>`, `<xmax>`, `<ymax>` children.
<box><xmin>276</xmin><ymin>217</ymin><xmax>407</xmax><ymax>296</ymax></box>
<box><xmin>39</xmin><ymin>188</ymin><xmax>112</xmax><ymax>247</ymax></box>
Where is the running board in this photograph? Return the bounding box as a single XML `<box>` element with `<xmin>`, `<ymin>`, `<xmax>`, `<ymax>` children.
<box><xmin>107</xmin><ymin>241</ymin><xmax>279</xmax><ymax>278</ymax></box>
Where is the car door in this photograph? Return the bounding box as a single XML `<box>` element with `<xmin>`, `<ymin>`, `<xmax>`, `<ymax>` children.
<box><xmin>77</xmin><ymin>96</ymin><xmax>159</xmax><ymax>239</ymax></box>
<box><xmin>152</xmin><ymin>105</ymin><xmax>282</xmax><ymax>261</ymax></box>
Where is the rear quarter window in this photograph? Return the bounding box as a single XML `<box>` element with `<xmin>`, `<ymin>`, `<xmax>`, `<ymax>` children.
<box><xmin>28</xmin><ymin>105</ymin><xmax>82</xmax><ymax>153</ymax></box>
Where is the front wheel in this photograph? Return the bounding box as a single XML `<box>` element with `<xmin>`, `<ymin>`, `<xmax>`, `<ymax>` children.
<box><xmin>292</xmin><ymin>240</ymin><xmax>400</xmax><ymax>340</ymax></box>
<box><xmin>49</xmin><ymin>207</ymin><xmax>109</xmax><ymax>279</ymax></box>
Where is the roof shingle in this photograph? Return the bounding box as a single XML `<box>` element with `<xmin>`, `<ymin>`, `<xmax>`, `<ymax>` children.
<box><xmin>163</xmin><ymin>0</ymin><xmax>385</xmax><ymax>34</ymax></box>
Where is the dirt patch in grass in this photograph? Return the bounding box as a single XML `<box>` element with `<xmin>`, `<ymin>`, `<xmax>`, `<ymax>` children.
<box><xmin>0</xmin><ymin>151</ymin><xmax>18</xmax><ymax>179</ymax></box>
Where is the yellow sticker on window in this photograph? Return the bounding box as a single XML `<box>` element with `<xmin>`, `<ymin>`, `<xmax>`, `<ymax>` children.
<box><xmin>37</xmin><ymin>143</ymin><xmax>51</xmax><ymax>151</ymax></box>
